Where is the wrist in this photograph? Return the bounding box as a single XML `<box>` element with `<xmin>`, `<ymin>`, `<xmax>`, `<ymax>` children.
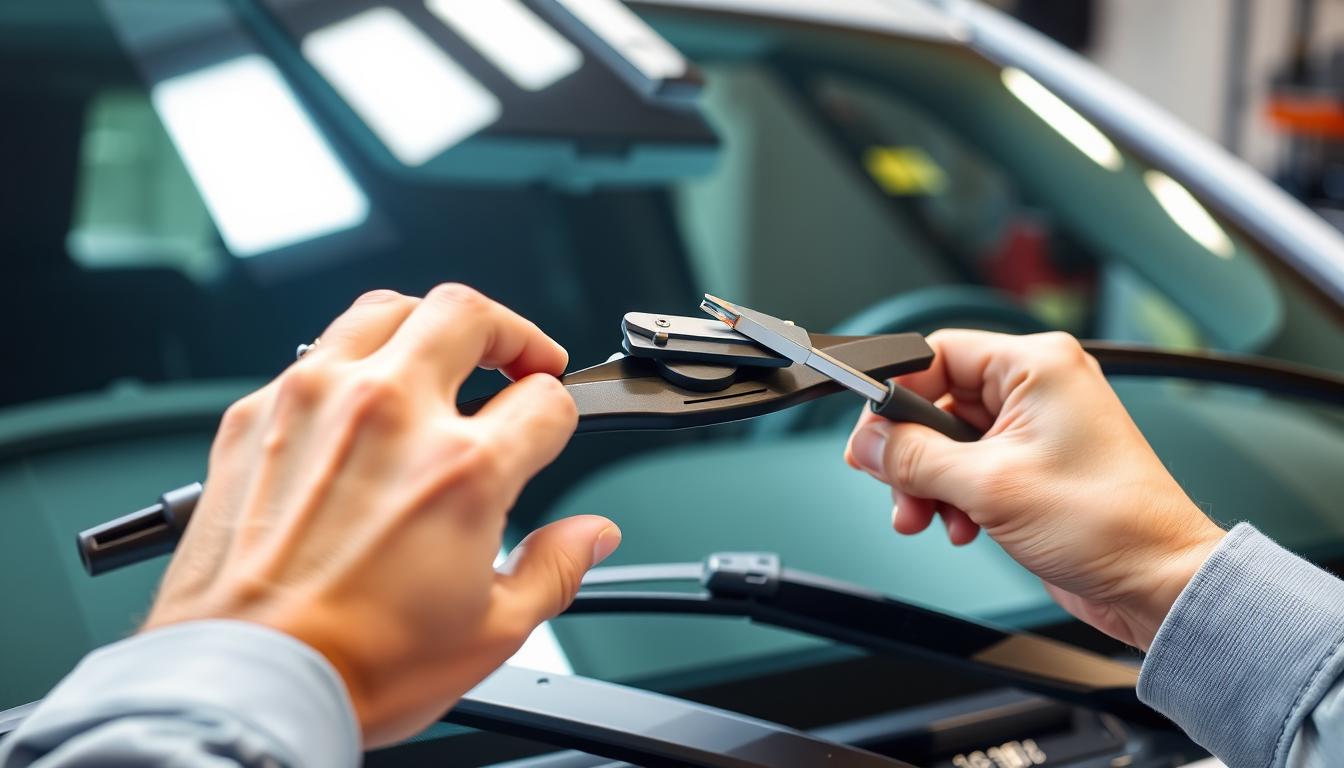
<box><xmin>1123</xmin><ymin>516</ymin><xmax>1226</xmax><ymax>650</ymax></box>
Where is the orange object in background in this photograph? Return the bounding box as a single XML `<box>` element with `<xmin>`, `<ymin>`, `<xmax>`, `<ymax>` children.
<box><xmin>1267</xmin><ymin>93</ymin><xmax>1344</xmax><ymax>139</ymax></box>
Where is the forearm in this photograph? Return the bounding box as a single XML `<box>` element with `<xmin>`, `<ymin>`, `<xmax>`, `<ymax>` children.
<box><xmin>0</xmin><ymin>620</ymin><xmax>358</xmax><ymax>768</ymax></box>
<box><xmin>1139</xmin><ymin>524</ymin><xmax>1344</xmax><ymax>768</ymax></box>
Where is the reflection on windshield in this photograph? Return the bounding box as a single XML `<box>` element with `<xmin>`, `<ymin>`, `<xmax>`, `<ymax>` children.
<box><xmin>426</xmin><ymin>0</ymin><xmax>583</xmax><ymax>92</ymax></box>
<box><xmin>554</xmin><ymin>0</ymin><xmax>689</xmax><ymax>83</ymax></box>
<box><xmin>152</xmin><ymin>55</ymin><xmax>369</xmax><ymax>256</ymax></box>
<box><xmin>1001</xmin><ymin>66</ymin><xmax>1123</xmax><ymax>172</ymax></box>
<box><xmin>103</xmin><ymin>0</ymin><xmax>372</xmax><ymax>258</ymax></box>
<box><xmin>303</xmin><ymin>7</ymin><xmax>502</xmax><ymax>166</ymax></box>
<box><xmin>1144</xmin><ymin>170</ymin><xmax>1236</xmax><ymax>260</ymax></box>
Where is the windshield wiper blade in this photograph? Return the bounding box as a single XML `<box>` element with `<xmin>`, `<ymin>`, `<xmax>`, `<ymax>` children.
<box><xmin>570</xmin><ymin>553</ymin><xmax>1161</xmax><ymax>727</ymax></box>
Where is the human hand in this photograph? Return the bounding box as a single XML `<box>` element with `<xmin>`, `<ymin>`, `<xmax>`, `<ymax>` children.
<box><xmin>143</xmin><ymin>285</ymin><xmax>621</xmax><ymax>746</ymax></box>
<box><xmin>844</xmin><ymin>330</ymin><xmax>1224</xmax><ymax>650</ymax></box>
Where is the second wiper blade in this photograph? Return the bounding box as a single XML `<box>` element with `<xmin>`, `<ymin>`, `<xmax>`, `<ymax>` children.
<box><xmin>572</xmin><ymin>553</ymin><xmax>1160</xmax><ymax>728</ymax></box>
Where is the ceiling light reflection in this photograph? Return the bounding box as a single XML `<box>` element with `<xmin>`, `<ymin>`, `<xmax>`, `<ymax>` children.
<box><xmin>151</xmin><ymin>55</ymin><xmax>369</xmax><ymax>257</ymax></box>
<box><xmin>303</xmin><ymin>7</ymin><xmax>501</xmax><ymax>166</ymax></box>
<box><xmin>554</xmin><ymin>0</ymin><xmax>687</xmax><ymax>81</ymax></box>
<box><xmin>426</xmin><ymin>0</ymin><xmax>582</xmax><ymax>91</ymax></box>
<box><xmin>1001</xmin><ymin>67</ymin><xmax>1123</xmax><ymax>172</ymax></box>
<box><xmin>1144</xmin><ymin>170</ymin><xmax>1236</xmax><ymax>259</ymax></box>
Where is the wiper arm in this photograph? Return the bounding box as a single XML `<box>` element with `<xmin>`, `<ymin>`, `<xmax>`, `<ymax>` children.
<box><xmin>570</xmin><ymin>553</ymin><xmax>1161</xmax><ymax>727</ymax></box>
<box><xmin>449</xmin><ymin>665</ymin><xmax>908</xmax><ymax>768</ymax></box>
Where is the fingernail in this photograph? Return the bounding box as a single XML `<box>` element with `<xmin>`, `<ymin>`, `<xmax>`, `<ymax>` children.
<box><xmin>851</xmin><ymin>424</ymin><xmax>890</xmax><ymax>478</ymax></box>
<box><xmin>592</xmin><ymin>526</ymin><xmax>622</xmax><ymax>565</ymax></box>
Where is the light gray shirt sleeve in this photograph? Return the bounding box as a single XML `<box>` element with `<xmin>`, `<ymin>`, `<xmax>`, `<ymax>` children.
<box><xmin>0</xmin><ymin>620</ymin><xmax>359</xmax><ymax>768</ymax></box>
<box><xmin>1138</xmin><ymin>523</ymin><xmax>1344</xmax><ymax>768</ymax></box>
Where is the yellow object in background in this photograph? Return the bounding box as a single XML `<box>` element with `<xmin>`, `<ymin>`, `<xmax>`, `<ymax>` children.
<box><xmin>864</xmin><ymin>146</ymin><xmax>948</xmax><ymax>196</ymax></box>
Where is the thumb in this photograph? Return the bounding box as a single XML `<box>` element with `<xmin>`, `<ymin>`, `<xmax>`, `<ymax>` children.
<box><xmin>848</xmin><ymin>420</ymin><xmax>980</xmax><ymax>510</ymax></box>
<box><xmin>495</xmin><ymin>515</ymin><xmax>622</xmax><ymax>626</ymax></box>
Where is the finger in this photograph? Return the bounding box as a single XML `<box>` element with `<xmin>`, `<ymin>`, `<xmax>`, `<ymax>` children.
<box><xmin>472</xmin><ymin>373</ymin><xmax>579</xmax><ymax>485</ymax></box>
<box><xmin>890</xmin><ymin>329</ymin><xmax>1007</xmax><ymax>404</ymax></box>
<box><xmin>936</xmin><ymin>503</ymin><xmax>981</xmax><ymax>546</ymax></box>
<box><xmin>846</xmin><ymin>330</ymin><xmax>1012</xmax><ymax>463</ymax></box>
<box><xmin>382</xmin><ymin>284</ymin><xmax>568</xmax><ymax>393</ymax></box>
<box><xmin>845</xmin><ymin>406</ymin><xmax>888</xmax><ymax>469</ymax></box>
<box><xmin>310</xmin><ymin>290</ymin><xmax>419</xmax><ymax>362</ymax></box>
<box><xmin>849</xmin><ymin>420</ymin><xmax>984</xmax><ymax>511</ymax></box>
<box><xmin>933</xmin><ymin>391</ymin><xmax>992</xmax><ymax>433</ymax></box>
<box><xmin>495</xmin><ymin>515</ymin><xmax>621</xmax><ymax>626</ymax></box>
<box><xmin>892</xmin><ymin>492</ymin><xmax>936</xmax><ymax>535</ymax></box>
<box><xmin>945</xmin><ymin>397</ymin><xmax>995</xmax><ymax>433</ymax></box>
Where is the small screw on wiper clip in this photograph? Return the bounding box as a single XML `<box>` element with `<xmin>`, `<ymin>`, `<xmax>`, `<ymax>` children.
<box><xmin>700</xmin><ymin>293</ymin><xmax>980</xmax><ymax>442</ymax></box>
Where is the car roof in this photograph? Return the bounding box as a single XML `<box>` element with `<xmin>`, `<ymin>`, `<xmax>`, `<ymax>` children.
<box><xmin>634</xmin><ymin>0</ymin><xmax>962</xmax><ymax>40</ymax></box>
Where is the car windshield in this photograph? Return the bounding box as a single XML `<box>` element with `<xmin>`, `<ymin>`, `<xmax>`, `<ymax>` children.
<box><xmin>5</xmin><ymin>0</ymin><xmax>1344</xmax><ymax>757</ymax></box>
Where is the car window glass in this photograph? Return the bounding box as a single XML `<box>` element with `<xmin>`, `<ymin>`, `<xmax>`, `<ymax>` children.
<box><xmin>67</xmin><ymin>90</ymin><xmax>221</xmax><ymax>282</ymax></box>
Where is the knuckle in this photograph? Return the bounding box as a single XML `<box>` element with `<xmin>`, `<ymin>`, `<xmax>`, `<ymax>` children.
<box><xmin>427</xmin><ymin>282</ymin><xmax>486</xmax><ymax>308</ymax></box>
<box><xmin>276</xmin><ymin>366</ymin><xmax>327</xmax><ymax>410</ymax></box>
<box><xmin>343</xmin><ymin>371</ymin><xmax>409</xmax><ymax>430</ymax></box>
<box><xmin>351</xmin><ymin>370</ymin><xmax>405</xmax><ymax>401</ymax></box>
<box><xmin>462</xmin><ymin>441</ymin><xmax>507</xmax><ymax>495</ymax></box>
<box><xmin>1037</xmin><ymin>332</ymin><xmax>1086</xmax><ymax>364</ymax></box>
<box><xmin>1082</xmin><ymin>350</ymin><xmax>1104</xmax><ymax>375</ymax></box>
<box><xmin>429</xmin><ymin>432</ymin><xmax>506</xmax><ymax>513</ymax></box>
<box><xmin>925</xmin><ymin>328</ymin><xmax>955</xmax><ymax>348</ymax></box>
<box><xmin>417</xmin><ymin>426</ymin><xmax>526</xmax><ymax>522</ymax></box>
<box><xmin>212</xmin><ymin>393</ymin><xmax>265</xmax><ymax>462</ymax></box>
<box><xmin>219</xmin><ymin>395</ymin><xmax>259</xmax><ymax>433</ymax></box>
<box><xmin>353</xmin><ymin>288</ymin><xmax>404</xmax><ymax>306</ymax></box>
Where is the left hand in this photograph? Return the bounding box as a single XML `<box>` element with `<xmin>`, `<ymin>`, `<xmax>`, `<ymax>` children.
<box><xmin>144</xmin><ymin>285</ymin><xmax>620</xmax><ymax>746</ymax></box>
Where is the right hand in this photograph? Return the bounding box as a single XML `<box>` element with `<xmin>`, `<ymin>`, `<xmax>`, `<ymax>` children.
<box><xmin>844</xmin><ymin>330</ymin><xmax>1225</xmax><ymax>650</ymax></box>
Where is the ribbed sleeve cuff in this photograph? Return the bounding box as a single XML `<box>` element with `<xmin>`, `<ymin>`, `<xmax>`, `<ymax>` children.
<box><xmin>38</xmin><ymin>619</ymin><xmax>360</xmax><ymax>768</ymax></box>
<box><xmin>1139</xmin><ymin>524</ymin><xmax>1344</xmax><ymax>768</ymax></box>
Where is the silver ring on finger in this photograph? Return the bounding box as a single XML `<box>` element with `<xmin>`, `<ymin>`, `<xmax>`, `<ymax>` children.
<box><xmin>295</xmin><ymin>338</ymin><xmax>322</xmax><ymax>360</ymax></box>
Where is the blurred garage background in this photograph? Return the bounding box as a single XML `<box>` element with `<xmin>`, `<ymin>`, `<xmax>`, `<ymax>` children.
<box><xmin>1010</xmin><ymin>0</ymin><xmax>1344</xmax><ymax>224</ymax></box>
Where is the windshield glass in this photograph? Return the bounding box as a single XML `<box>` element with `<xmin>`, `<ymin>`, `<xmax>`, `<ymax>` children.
<box><xmin>4</xmin><ymin>0</ymin><xmax>1344</xmax><ymax>746</ymax></box>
